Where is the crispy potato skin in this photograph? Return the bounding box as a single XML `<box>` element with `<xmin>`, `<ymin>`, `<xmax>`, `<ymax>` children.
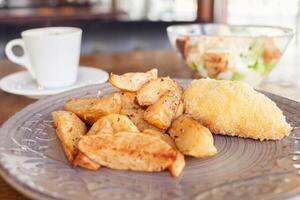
<box><xmin>119</xmin><ymin>92</ymin><xmax>163</xmax><ymax>132</ymax></box>
<box><xmin>169</xmin><ymin>115</ymin><xmax>217</xmax><ymax>158</ymax></box>
<box><xmin>87</xmin><ymin>119</ymin><xmax>114</xmax><ymax>135</ymax></box>
<box><xmin>183</xmin><ymin>79</ymin><xmax>292</xmax><ymax>140</ymax></box>
<box><xmin>75</xmin><ymin>114</ymin><xmax>139</xmax><ymax>170</ymax></box>
<box><xmin>77</xmin><ymin>113</ymin><xmax>138</xmax><ymax>170</ymax></box>
<box><xmin>109</xmin><ymin>69</ymin><xmax>158</xmax><ymax>92</ymax></box>
<box><xmin>144</xmin><ymin>85</ymin><xmax>182</xmax><ymax>129</ymax></box>
<box><xmin>64</xmin><ymin>93</ymin><xmax>122</xmax><ymax>124</ymax></box>
<box><xmin>175</xmin><ymin>101</ymin><xmax>184</xmax><ymax>119</ymax></box>
<box><xmin>143</xmin><ymin>129</ymin><xmax>185</xmax><ymax>177</ymax></box>
<box><xmin>136</xmin><ymin>77</ymin><xmax>177</xmax><ymax>106</ymax></box>
<box><xmin>73</xmin><ymin>152</ymin><xmax>101</xmax><ymax>170</ymax></box>
<box><xmin>88</xmin><ymin>114</ymin><xmax>139</xmax><ymax>135</ymax></box>
<box><xmin>120</xmin><ymin>92</ymin><xmax>140</xmax><ymax>110</ymax></box>
<box><xmin>51</xmin><ymin>111</ymin><xmax>87</xmax><ymax>162</ymax></box>
<box><xmin>78</xmin><ymin>132</ymin><xmax>177</xmax><ymax>172</ymax></box>
<box><xmin>124</xmin><ymin>107</ymin><xmax>163</xmax><ymax>132</ymax></box>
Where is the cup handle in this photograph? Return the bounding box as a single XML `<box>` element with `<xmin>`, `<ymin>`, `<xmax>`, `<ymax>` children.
<box><xmin>5</xmin><ymin>39</ymin><xmax>36</xmax><ymax>78</ymax></box>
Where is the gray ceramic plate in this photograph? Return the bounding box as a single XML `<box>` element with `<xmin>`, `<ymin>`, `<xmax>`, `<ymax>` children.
<box><xmin>0</xmin><ymin>79</ymin><xmax>300</xmax><ymax>200</ymax></box>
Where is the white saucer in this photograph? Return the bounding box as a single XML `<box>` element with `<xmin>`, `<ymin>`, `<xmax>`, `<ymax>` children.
<box><xmin>0</xmin><ymin>66</ymin><xmax>109</xmax><ymax>99</ymax></box>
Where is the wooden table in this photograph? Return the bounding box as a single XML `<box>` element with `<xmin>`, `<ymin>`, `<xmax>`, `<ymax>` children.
<box><xmin>0</xmin><ymin>49</ymin><xmax>299</xmax><ymax>200</ymax></box>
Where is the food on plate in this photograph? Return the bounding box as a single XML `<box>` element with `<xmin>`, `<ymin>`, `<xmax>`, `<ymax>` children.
<box><xmin>119</xmin><ymin>91</ymin><xmax>164</xmax><ymax>132</ymax></box>
<box><xmin>143</xmin><ymin>129</ymin><xmax>185</xmax><ymax>177</ymax></box>
<box><xmin>120</xmin><ymin>92</ymin><xmax>140</xmax><ymax>110</ymax></box>
<box><xmin>136</xmin><ymin>77</ymin><xmax>177</xmax><ymax>106</ymax></box>
<box><xmin>144</xmin><ymin>84</ymin><xmax>182</xmax><ymax>129</ymax></box>
<box><xmin>78</xmin><ymin>132</ymin><xmax>177</xmax><ymax>175</ymax></box>
<box><xmin>74</xmin><ymin>114</ymin><xmax>139</xmax><ymax>170</ymax></box>
<box><xmin>52</xmin><ymin>68</ymin><xmax>291</xmax><ymax>177</ymax></box>
<box><xmin>169</xmin><ymin>115</ymin><xmax>217</xmax><ymax>158</ymax></box>
<box><xmin>123</xmin><ymin>107</ymin><xmax>163</xmax><ymax>132</ymax></box>
<box><xmin>176</xmin><ymin>36</ymin><xmax>281</xmax><ymax>86</ymax></box>
<box><xmin>175</xmin><ymin>101</ymin><xmax>184</xmax><ymax>119</ymax></box>
<box><xmin>183</xmin><ymin>79</ymin><xmax>292</xmax><ymax>140</ymax></box>
<box><xmin>88</xmin><ymin>114</ymin><xmax>139</xmax><ymax>135</ymax></box>
<box><xmin>75</xmin><ymin>114</ymin><xmax>139</xmax><ymax>170</ymax></box>
<box><xmin>64</xmin><ymin>93</ymin><xmax>122</xmax><ymax>124</ymax></box>
<box><xmin>73</xmin><ymin>152</ymin><xmax>101</xmax><ymax>170</ymax></box>
<box><xmin>87</xmin><ymin>119</ymin><xmax>114</xmax><ymax>135</ymax></box>
<box><xmin>51</xmin><ymin>111</ymin><xmax>87</xmax><ymax>162</ymax></box>
<box><xmin>109</xmin><ymin>68</ymin><xmax>158</xmax><ymax>92</ymax></box>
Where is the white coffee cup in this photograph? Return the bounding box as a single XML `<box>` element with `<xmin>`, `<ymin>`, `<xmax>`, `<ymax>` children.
<box><xmin>5</xmin><ymin>27</ymin><xmax>82</xmax><ymax>88</ymax></box>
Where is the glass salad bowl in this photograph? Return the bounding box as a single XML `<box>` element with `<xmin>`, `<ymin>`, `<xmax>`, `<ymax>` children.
<box><xmin>167</xmin><ymin>24</ymin><xmax>294</xmax><ymax>86</ymax></box>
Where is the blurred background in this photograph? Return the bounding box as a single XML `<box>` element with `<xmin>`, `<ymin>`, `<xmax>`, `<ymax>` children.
<box><xmin>0</xmin><ymin>0</ymin><xmax>300</xmax><ymax>95</ymax></box>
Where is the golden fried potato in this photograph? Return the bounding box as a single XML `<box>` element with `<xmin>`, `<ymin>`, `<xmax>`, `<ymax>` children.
<box><xmin>87</xmin><ymin>119</ymin><xmax>114</xmax><ymax>135</ymax></box>
<box><xmin>118</xmin><ymin>92</ymin><xmax>162</xmax><ymax>132</ymax></box>
<box><xmin>136</xmin><ymin>77</ymin><xmax>177</xmax><ymax>106</ymax></box>
<box><xmin>123</xmin><ymin>107</ymin><xmax>163</xmax><ymax>132</ymax></box>
<box><xmin>78</xmin><ymin>132</ymin><xmax>177</xmax><ymax>172</ymax></box>
<box><xmin>52</xmin><ymin>111</ymin><xmax>87</xmax><ymax>162</ymax></box>
<box><xmin>64</xmin><ymin>93</ymin><xmax>122</xmax><ymax>124</ymax></box>
<box><xmin>75</xmin><ymin>114</ymin><xmax>139</xmax><ymax>170</ymax></box>
<box><xmin>73</xmin><ymin>152</ymin><xmax>101</xmax><ymax>170</ymax></box>
<box><xmin>144</xmin><ymin>85</ymin><xmax>182</xmax><ymax>129</ymax></box>
<box><xmin>169</xmin><ymin>115</ymin><xmax>217</xmax><ymax>158</ymax></box>
<box><xmin>183</xmin><ymin>79</ymin><xmax>292</xmax><ymax>140</ymax></box>
<box><xmin>74</xmin><ymin>120</ymin><xmax>113</xmax><ymax>171</ymax></box>
<box><xmin>88</xmin><ymin>114</ymin><xmax>139</xmax><ymax>135</ymax></box>
<box><xmin>175</xmin><ymin>101</ymin><xmax>184</xmax><ymax>119</ymax></box>
<box><xmin>109</xmin><ymin>69</ymin><xmax>158</xmax><ymax>92</ymax></box>
<box><xmin>52</xmin><ymin>111</ymin><xmax>101</xmax><ymax>170</ymax></box>
<box><xmin>120</xmin><ymin>92</ymin><xmax>140</xmax><ymax>110</ymax></box>
<box><xmin>143</xmin><ymin>129</ymin><xmax>185</xmax><ymax>177</ymax></box>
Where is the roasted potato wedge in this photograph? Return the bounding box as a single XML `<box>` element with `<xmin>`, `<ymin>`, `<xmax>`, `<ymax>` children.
<box><xmin>78</xmin><ymin>132</ymin><xmax>177</xmax><ymax>172</ymax></box>
<box><xmin>136</xmin><ymin>77</ymin><xmax>177</xmax><ymax>106</ymax></box>
<box><xmin>143</xmin><ymin>129</ymin><xmax>185</xmax><ymax>177</ymax></box>
<box><xmin>88</xmin><ymin>114</ymin><xmax>139</xmax><ymax>135</ymax></box>
<box><xmin>52</xmin><ymin>111</ymin><xmax>101</xmax><ymax>170</ymax></box>
<box><xmin>143</xmin><ymin>129</ymin><xmax>174</xmax><ymax>147</ymax></box>
<box><xmin>144</xmin><ymin>84</ymin><xmax>182</xmax><ymax>129</ymax></box>
<box><xmin>109</xmin><ymin>69</ymin><xmax>158</xmax><ymax>92</ymax></box>
<box><xmin>87</xmin><ymin>119</ymin><xmax>114</xmax><ymax>135</ymax></box>
<box><xmin>75</xmin><ymin>114</ymin><xmax>138</xmax><ymax>169</ymax></box>
<box><xmin>175</xmin><ymin>101</ymin><xmax>184</xmax><ymax>119</ymax></box>
<box><xmin>73</xmin><ymin>152</ymin><xmax>101</xmax><ymax>170</ymax></box>
<box><xmin>64</xmin><ymin>93</ymin><xmax>122</xmax><ymax>124</ymax></box>
<box><xmin>119</xmin><ymin>92</ymin><xmax>140</xmax><ymax>111</ymax></box>
<box><xmin>52</xmin><ymin>111</ymin><xmax>87</xmax><ymax>162</ymax></box>
<box><xmin>74</xmin><ymin>118</ymin><xmax>114</xmax><ymax>171</ymax></box>
<box><xmin>119</xmin><ymin>92</ymin><xmax>162</xmax><ymax>132</ymax></box>
<box><xmin>169</xmin><ymin>115</ymin><xmax>217</xmax><ymax>158</ymax></box>
<box><xmin>122</xmin><ymin>107</ymin><xmax>163</xmax><ymax>132</ymax></box>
